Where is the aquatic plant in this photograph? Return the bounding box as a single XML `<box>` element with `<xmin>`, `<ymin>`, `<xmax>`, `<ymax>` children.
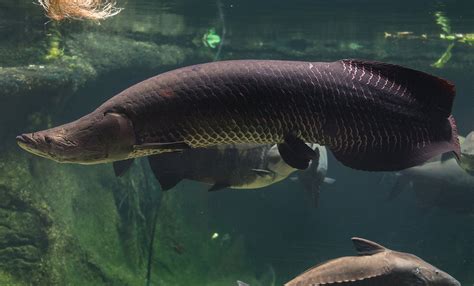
<box><xmin>384</xmin><ymin>11</ymin><xmax>473</xmax><ymax>68</ymax></box>
<box><xmin>435</xmin><ymin>11</ymin><xmax>451</xmax><ymax>34</ymax></box>
<box><xmin>44</xmin><ymin>23</ymin><xmax>64</xmax><ymax>61</ymax></box>
<box><xmin>432</xmin><ymin>43</ymin><xmax>454</xmax><ymax>68</ymax></box>
<box><xmin>37</xmin><ymin>0</ymin><xmax>122</xmax><ymax>21</ymax></box>
<box><xmin>202</xmin><ymin>28</ymin><xmax>222</xmax><ymax>49</ymax></box>
<box><xmin>434</xmin><ymin>11</ymin><xmax>473</xmax><ymax>44</ymax></box>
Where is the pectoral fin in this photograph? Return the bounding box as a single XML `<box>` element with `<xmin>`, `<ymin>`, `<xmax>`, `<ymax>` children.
<box><xmin>251</xmin><ymin>168</ymin><xmax>274</xmax><ymax>177</ymax></box>
<box><xmin>134</xmin><ymin>141</ymin><xmax>190</xmax><ymax>151</ymax></box>
<box><xmin>148</xmin><ymin>155</ymin><xmax>183</xmax><ymax>191</ymax></box>
<box><xmin>113</xmin><ymin>159</ymin><xmax>135</xmax><ymax>177</ymax></box>
<box><xmin>278</xmin><ymin>134</ymin><xmax>319</xmax><ymax>170</ymax></box>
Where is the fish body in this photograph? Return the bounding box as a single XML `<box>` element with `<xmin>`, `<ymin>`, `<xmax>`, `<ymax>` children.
<box><xmin>391</xmin><ymin>153</ymin><xmax>474</xmax><ymax>213</ymax></box>
<box><xmin>402</xmin><ymin>156</ymin><xmax>474</xmax><ymax>188</ymax></box>
<box><xmin>17</xmin><ymin>60</ymin><xmax>459</xmax><ymax>172</ymax></box>
<box><xmin>146</xmin><ymin>143</ymin><xmax>328</xmax><ymax>200</ymax></box>
<box><xmin>389</xmin><ymin>133</ymin><xmax>474</xmax><ymax>212</ymax></box>
<box><xmin>286</xmin><ymin>237</ymin><xmax>460</xmax><ymax>286</ymax></box>
<box><xmin>148</xmin><ymin>144</ymin><xmax>293</xmax><ymax>190</ymax></box>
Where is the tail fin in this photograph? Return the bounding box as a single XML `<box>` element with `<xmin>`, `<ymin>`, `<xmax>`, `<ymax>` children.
<box><xmin>331</xmin><ymin>117</ymin><xmax>459</xmax><ymax>171</ymax></box>
<box><xmin>341</xmin><ymin>59</ymin><xmax>456</xmax><ymax>118</ymax></box>
<box><xmin>331</xmin><ymin>60</ymin><xmax>460</xmax><ymax>171</ymax></box>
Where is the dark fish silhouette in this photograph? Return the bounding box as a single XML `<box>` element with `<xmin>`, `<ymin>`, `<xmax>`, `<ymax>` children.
<box><xmin>17</xmin><ymin>60</ymin><xmax>459</xmax><ymax>172</ymax></box>
<box><xmin>286</xmin><ymin>237</ymin><xmax>460</xmax><ymax>286</ymax></box>
<box><xmin>145</xmin><ymin>143</ymin><xmax>331</xmax><ymax>204</ymax></box>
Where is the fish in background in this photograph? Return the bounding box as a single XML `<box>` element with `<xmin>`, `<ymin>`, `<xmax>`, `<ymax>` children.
<box><xmin>17</xmin><ymin>60</ymin><xmax>459</xmax><ymax>173</ymax></box>
<box><xmin>285</xmin><ymin>237</ymin><xmax>460</xmax><ymax>286</ymax></box>
<box><xmin>389</xmin><ymin>133</ymin><xmax>474</xmax><ymax>213</ymax></box>
<box><xmin>144</xmin><ymin>143</ymin><xmax>333</xmax><ymax>206</ymax></box>
<box><xmin>459</xmin><ymin>131</ymin><xmax>474</xmax><ymax>175</ymax></box>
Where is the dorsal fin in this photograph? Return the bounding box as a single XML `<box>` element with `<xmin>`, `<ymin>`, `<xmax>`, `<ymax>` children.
<box><xmin>351</xmin><ymin>237</ymin><xmax>387</xmax><ymax>255</ymax></box>
<box><xmin>341</xmin><ymin>59</ymin><xmax>456</xmax><ymax>118</ymax></box>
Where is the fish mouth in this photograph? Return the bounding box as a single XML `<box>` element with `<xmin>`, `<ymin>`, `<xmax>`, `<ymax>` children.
<box><xmin>16</xmin><ymin>132</ymin><xmax>110</xmax><ymax>164</ymax></box>
<box><xmin>16</xmin><ymin>134</ymin><xmax>36</xmax><ymax>150</ymax></box>
<box><xmin>16</xmin><ymin>133</ymin><xmax>52</xmax><ymax>159</ymax></box>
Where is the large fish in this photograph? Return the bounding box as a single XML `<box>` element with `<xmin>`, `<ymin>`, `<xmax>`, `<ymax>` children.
<box><xmin>143</xmin><ymin>143</ymin><xmax>331</xmax><ymax>205</ymax></box>
<box><xmin>16</xmin><ymin>60</ymin><xmax>459</xmax><ymax>171</ymax></box>
<box><xmin>285</xmin><ymin>237</ymin><xmax>460</xmax><ymax>286</ymax></box>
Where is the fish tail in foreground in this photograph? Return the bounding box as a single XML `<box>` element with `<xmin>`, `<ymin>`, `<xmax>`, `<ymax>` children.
<box><xmin>328</xmin><ymin>60</ymin><xmax>460</xmax><ymax>171</ymax></box>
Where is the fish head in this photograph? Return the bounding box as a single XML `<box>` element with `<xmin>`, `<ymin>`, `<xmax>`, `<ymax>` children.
<box><xmin>393</xmin><ymin>252</ymin><xmax>460</xmax><ymax>286</ymax></box>
<box><xmin>16</xmin><ymin>112</ymin><xmax>135</xmax><ymax>164</ymax></box>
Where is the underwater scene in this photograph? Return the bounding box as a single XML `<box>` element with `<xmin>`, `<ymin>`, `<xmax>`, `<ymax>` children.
<box><xmin>1</xmin><ymin>0</ymin><xmax>474</xmax><ymax>285</ymax></box>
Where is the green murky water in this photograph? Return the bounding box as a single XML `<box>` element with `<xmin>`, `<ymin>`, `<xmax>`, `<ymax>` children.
<box><xmin>0</xmin><ymin>0</ymin><xmax>473</xmax><ymax>285</ymax></box>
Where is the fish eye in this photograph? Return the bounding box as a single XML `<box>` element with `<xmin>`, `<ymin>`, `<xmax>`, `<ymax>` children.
<box><xmin>435</xmin><ymin>270</ymin><xmax>439</xmax><ymax>275</ymax></box>
<box><xmin>44</xmin><ymin>136</ymin><xmax>52</xmax><ymax>144</ymax></box>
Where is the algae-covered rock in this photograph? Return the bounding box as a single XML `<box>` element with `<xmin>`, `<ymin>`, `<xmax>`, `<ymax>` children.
<box><xmin>0</xmin><ymin>152</ymin><xmax>51</xmax><ymax>284</ymax></box>
<box><xmin>0</xmin><ymin>148</ymin><xmax>262</xmax><ymax>285</ymax></box>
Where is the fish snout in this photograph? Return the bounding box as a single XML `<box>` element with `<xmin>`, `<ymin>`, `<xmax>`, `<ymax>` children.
<box><xmin>16</xmin><ymin>133</ymin><xmax>36</xmax><ymax>149</ymax></box>
<box><xmin>16</xmin><ymin>132</ymin><xmax>56</xmax><ymax>158</ymax></box>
